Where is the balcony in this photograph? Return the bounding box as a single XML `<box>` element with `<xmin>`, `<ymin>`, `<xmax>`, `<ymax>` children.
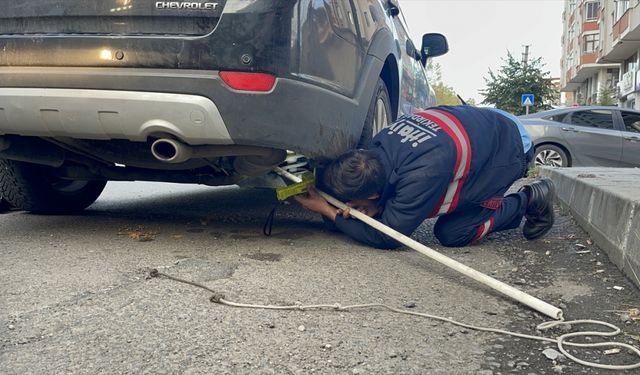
<box><xmin>580</xmin><ymin>52</ymin><xmax>598</xmax><ymax>65</ymax></box>
<box><xmin>562</xmin><ymin>62</ymin><xmax>620</xmax><ymax>92</ymax></box>
<box><xmin>565</xmin><ymin>69</ymin><xmax>573</xmax><ymax>87</ymax></box>
<box><xmin>613</xmin><ymin>10</ymin><xmax>630</xmax><ymax>42</ymax></box>
<box><xmin>601</xmin><ymin>8</ymin><xmax>640</xmax><ymax>62</ymax></box>
<box><xmin>582</xmin><ymin>20</ymin><xmax>599</xmax><ymax>33</ymax></box>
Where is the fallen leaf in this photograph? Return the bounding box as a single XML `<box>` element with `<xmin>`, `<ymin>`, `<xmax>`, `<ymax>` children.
<box><xmin>628</xmin><ymin>308</ymin><xmax>640</xmax><ymax>320</ymax></box>
<box><xmin>118</xmin><ymin>225</ymin><xmax>160</xmax><ymax>242</ymax></box>
<box><xmin>587</xmin><ymin>239</ymin><xmax>593</xmax><ymax>245</ymax></box>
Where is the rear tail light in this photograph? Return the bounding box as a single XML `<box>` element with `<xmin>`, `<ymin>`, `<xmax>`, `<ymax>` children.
<box><xmin>219</xmin><ymin>71</ymin><xmax>276</xmax><ymax>92</ymax></box>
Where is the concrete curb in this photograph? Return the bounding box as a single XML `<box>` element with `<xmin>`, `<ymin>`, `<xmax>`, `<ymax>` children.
<box><xmin>539</xmin><ymin>167</ymin><xmax>640</xmax><ymax>289</ymax></box>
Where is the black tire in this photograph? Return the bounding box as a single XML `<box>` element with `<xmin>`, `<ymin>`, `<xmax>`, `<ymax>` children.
<box><xmin>0</xmin><ymin>159</ymin><xmax>107</xmax><ymax>214</ymax></box>
<box><xmin>0</xmin><ymin>194</ymin><xmax>10</xmax><ymax>213</ymax></box>
<box><xmin>357</xmin><ymin>78</ymin><xmax>392</xmax><ymax>148</ymax></box>
<box><xmin>533</xmin><ymin>144</ymin><xmax>570</xmax><ymax>168</ymax></box>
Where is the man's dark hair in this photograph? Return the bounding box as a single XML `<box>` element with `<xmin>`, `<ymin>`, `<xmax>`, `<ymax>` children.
<box><xmin>321</xmin><ymin>149</ymin><xmax>386</xmax><ymax>202</ymax></box>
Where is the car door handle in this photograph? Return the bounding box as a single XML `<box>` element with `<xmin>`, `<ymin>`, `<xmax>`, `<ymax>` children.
<box><xmin>561</xmin><ymin>127</ymin><xmax>577</xmax><ymax>132</ymax></box>
<box><xmin>625</xmin><ymin>136</ymin><xmax>640</xmax><ymax>142</ymax></box>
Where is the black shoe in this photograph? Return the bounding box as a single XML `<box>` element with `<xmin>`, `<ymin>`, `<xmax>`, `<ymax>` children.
<box><xmin>520</xmin><ymin>179</ymin><xmax>555</xmax><ymax>240</ymax></box>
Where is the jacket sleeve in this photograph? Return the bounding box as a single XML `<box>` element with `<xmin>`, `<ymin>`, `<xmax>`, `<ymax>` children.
<box><xmin>333</xmin><ymin>172</ymin><xmax>450</xmax><ymax>249</ymax></box>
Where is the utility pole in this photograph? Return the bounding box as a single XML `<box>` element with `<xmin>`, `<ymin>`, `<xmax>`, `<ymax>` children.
<box><xmin>522</xmin><ymin>44</ymin><xmax>530</xmax><ymax>67</ymax></box>
<box><xmin>521</xmin><ymin>45</ymin><xmax>532</xmax><ymax>115</ymax></box>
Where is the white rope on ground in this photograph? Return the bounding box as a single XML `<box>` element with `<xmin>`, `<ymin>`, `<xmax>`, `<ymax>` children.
<box><xmin>183</xmin><ymin>167</ymin><xmax>640</xmax><ymax>371</ymax></box>
<box><xmin>266</xmin><ymin>168</ymin><xmax>640</xmax><ymax>370</ymax></box>
<box><xmin>151</xmin><ymin>269</ymin><xmax>640</xmax><ymax>371</ymax></box>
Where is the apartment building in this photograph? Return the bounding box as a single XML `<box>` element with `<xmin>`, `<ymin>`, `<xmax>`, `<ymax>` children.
<box><xmin>561</xmin><ymin>1</ymin><xmax>640</xmax><ymax>108</ymax></box>
<box><xmin>599</xmin><ymin>0</ymin><xmax>640</xmax><ymax>109</ymax></box>
<box><xmin>561</xmin><ymin>0</ymin><xmax>620</xmax><ymax>106</ymax></box>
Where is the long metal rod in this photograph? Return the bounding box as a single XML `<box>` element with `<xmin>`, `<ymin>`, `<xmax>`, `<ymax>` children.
<box><xmin>274</xmin><ymin>167</ymin><xmax>563</xmax><ymax>320</ymax></box>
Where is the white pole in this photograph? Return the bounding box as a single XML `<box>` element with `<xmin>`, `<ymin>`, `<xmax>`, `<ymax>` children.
<box><xmin>274</xmin><ymin>168</ymin><xmax>564</xmax><ymax>320</ymax></box>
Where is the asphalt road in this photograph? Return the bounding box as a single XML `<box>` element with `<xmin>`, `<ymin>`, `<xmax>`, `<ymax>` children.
<box><xmin>1</xmin><ymin>181</ymin><xmax>639</xmax><ymax>374</ymax></box>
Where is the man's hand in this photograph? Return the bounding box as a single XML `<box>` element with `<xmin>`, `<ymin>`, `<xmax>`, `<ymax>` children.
<box><xmin>335</xmin><ymin>198</ymin><xmax>380</xmax><ymax>219</ymax></box>
<box><xmin>293</xmin><ymin>186</ymin><xmax>338</xmax><ymax>221</ymax></box>
<box><xmin>345</xmin><ymin>198</ymin><xmax>380</xmax><ymax>218</ymax></box>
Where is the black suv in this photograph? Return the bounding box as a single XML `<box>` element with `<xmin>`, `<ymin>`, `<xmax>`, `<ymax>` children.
<box><xmin>0</xmin><ymin>0</ymin><xmax>448</xmax><ymax>213</ymax></box>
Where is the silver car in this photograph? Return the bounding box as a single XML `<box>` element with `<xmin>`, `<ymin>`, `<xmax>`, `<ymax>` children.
<box><xmin>519</xmin><ymin>106</ymin><xmax>640</xmax><ymax>168</ymax></box>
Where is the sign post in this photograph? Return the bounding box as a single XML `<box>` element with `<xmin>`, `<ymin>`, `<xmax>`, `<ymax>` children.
<box><xmin>521</xmin><ymin>94</ymin><xmax>535</xmax><ymax>115</ymax></box>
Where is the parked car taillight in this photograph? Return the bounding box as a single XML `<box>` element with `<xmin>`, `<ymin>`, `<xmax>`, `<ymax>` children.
<box><xmin>219</xmin><ymin>72</ymin><xmax>276</xmax><ymax>92</ymax></box>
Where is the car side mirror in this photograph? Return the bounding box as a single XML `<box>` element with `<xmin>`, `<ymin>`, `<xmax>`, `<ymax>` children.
<box><xmin>421</xmin><ymin>33</ymin><xmax>449</xmax><ymax>65</ymax></box>
<box><xmin>388</xmin><ymin>0</ymin><xmax>400</xmax><ymax>16</ymax></box>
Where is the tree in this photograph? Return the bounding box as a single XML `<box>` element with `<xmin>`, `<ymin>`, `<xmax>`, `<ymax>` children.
<box><xmin>426</xmin><ymin>61</ymin><xmax>462</xmax><ymax>105</ymax></box>
<box><xmin>596</xmin><ymin>85</ymin><xmax>616</xmax><ymax>106</ymax></box>
<box><xmin>425</xmin><ymin>59</ymin><xmax>443</xmax><ymax>83</ymax></box>
<box><xmin>481</xmin><ymin>51</ymin><xmax>557</xmax><ymax>115</ymax></box>
<box><xmin>432</xmin><ymin>82</ymin><xmax>461</xmax><ymax>105</ymax></box>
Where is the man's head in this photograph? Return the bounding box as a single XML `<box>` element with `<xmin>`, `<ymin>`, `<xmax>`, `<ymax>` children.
<box><xmin>321</xmin><ymin>149</ymin><xmax>386</xmax><ymax>202</ymax></box>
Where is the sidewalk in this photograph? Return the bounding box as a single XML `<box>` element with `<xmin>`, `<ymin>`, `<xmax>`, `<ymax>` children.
<box><xmin>540</xmin><ymin>167</ymin><xmax>640</xmax><ymax>289</ymax></box>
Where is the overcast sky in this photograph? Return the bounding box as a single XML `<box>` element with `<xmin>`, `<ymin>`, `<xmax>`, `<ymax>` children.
<box><xmin>400</xmin><ymin>0</ymin><xmax>564</xmax><ymax>103</ymax></box>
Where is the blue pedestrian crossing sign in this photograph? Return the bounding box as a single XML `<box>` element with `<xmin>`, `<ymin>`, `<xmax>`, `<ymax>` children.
<box><xmin>521</xmin><ymin>94</ymin><xmax>535</xmax><ymax>106</ymax></box>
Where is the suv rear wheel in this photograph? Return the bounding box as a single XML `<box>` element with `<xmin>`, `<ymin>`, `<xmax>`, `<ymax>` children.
<box><xmin>0</xmin><ymin>159</ymin><xmax>107</xmax><ymax>214</ymax></box>
<box><xmin>357</xmin><ymin>78</ymin><xmax>392</xmax><ymax>148</ymax></box>
<box><xmin>321</xmin><ymin>79</ymin><xmax>392</xmax><ymax>229</ymax></box>
<box><xmin>0</xmin><ymin>194</ymin><xmax>10</xmax><ymax>212</ymax></box>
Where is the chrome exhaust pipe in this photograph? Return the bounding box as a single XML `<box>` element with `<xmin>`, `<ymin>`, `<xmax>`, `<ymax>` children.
<box><xmin>150</xmin><ymin>138</ymin><xmax>193</xmax><ymax>164</ymax></box>
<box><xmin>150</xmin><ymin>137</ymin><xmax>287</xmax><ymax>175</ymax></box>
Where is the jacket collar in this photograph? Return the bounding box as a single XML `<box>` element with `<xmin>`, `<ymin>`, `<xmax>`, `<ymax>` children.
<box><xmin>372</xmin><ymin>147</ymin><xmax>398</xmax><ymax>204</ymax></box>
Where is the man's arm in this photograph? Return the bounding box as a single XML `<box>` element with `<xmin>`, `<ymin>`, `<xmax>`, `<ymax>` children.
<box><xmin>294</xmin><ymin>186</ymin><xmax>338</xmax><ymax>221</ymax></box>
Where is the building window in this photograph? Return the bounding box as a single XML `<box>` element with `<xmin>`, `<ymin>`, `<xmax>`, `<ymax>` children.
<box><xmin>616</xmin><ymin>0</ymin><xmax>630</xmax><ymax>21</ymax></box>
<box><xmin>607</xmin><ymin>68</ymin><xmax>620</xmax><ymax>88</ymax></box>
<box><xmin>585</xmin><ymin>1</ymin><xmax>599</xmax><ymax>20</ymax></box>
<box><xmin>568</xmin><ymin>22</ymin><xmax>575</xmax><ymax>41</ymax></box>
<box><xmin>569</xmin><ymin>51</ymin><xmax>578</xmax><ymax>67</ymax></box>
<box><xmin>625</xmin><ymin>53</ymin><xmax>637</xmax><ymax>74</ymax></box>
<box><xmin>584</xmin><ymin>33</ymin><xmax>599</xmax><ymax>53</ymax></box>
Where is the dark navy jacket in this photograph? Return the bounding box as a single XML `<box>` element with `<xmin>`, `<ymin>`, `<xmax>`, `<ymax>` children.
<box><xmin>334</xmin><ymin>106</ymin><xmax>527</xmax><ymax>249</ymax></box>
